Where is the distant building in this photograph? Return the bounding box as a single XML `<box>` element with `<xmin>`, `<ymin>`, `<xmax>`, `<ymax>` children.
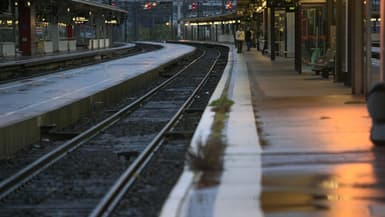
<box><xmin>0</xmin><ymin>0</ymin><xmax>127</xmax><ymax>56</ymax></box>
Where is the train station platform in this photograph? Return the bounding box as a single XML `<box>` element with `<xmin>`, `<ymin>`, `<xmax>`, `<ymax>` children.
<box><xmin>160</xmin><ymin>46</ymin><xmax>385</xmax><ymax>217</ymax></box>
<box><xmin>0</xmin><ymin>43</ymin><xmax>136</xmax><ymax>69</ymax></box>
<box><xmin>0</xmin><ymin>42</ymin><xmax>195</xmax><ymax>158</ymax></box>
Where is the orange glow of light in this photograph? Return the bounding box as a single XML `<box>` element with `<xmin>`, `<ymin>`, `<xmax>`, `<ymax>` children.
<box><xmin>321</xmin><ymin>163</ymin><xmax>377</xmax><ymax>217</ymax></box>
<box><xmin>262</xmin><ymin>163</ymin><xmax>380</xmax><ymax>216</ymax></box>
<box><xmin>311</xmin><ymin>105</ymin><xmax>372</xmax><ymax>152</ymax></box>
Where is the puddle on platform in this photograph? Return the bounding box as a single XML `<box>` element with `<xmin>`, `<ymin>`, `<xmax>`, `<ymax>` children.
<box><xmin>261</xmin><ymin>161</ymin><xmax>385</xmax><ymax>217</ymax></box>
<box><xmin>185</xmin><ymin>171</ymin><xmax>222</xmax><ymax>217</ymax></box>
<box><xmin>261</xmin><ymin>191</ymin><xmax>329</xmax><ymax>212</ymax></box>
<box><xmin>344</xmin><ymin>100</ymin><xmax>366</xmax><ymax>105</ymax></box>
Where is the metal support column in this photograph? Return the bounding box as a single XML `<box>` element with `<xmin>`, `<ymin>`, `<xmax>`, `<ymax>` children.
<box><xmin>197</xmin><ymin>25</ymin><xmax>200</xmax><ymax>40</ymax></box>
<box><xmin>216</xmin><ymin>24</ymin><xmax>218</xmax><ymax>41</ymax></box>
<box><xmin>381</xmin><ymin>0</ymin><xmax>385</xmax><ymax>81</ymax></box>
<box><xmin>270</xmin><ymin>6</ymin><xmax>275</xmax><ymax>61</ymax></box>
<box><xmin>12</xmin><ymin>0</ymin><xmax>17</xmax><ymax>50</ymax></box>
<box><xmin>335</xmin><ymin>0</ymin><xmax>343</xmax><ymax>82</ymax></box>
<box><xmin>133</xmin><ymin>2</ymin><xmax>138</xmax><ymax>41</ymax></box>
<box><xmin>177</xmin><ymin>0</ymin><xmax>182</xmax><ymax>39</ymax></box>
<box><xmin>327</xmin><ymin>0</ymin><xmax>334</xmax><ymax>42</ymax></box>
<box><xmin>263</xmin><ymin>8</ymin><xmax>268</xmax><ymax>53</ymax></box>
<box><xmin>18</xmin><ymin>0</ymin><xmax>36</xmax><ymax>56</ymax></box>
<box><xmin>295</xmin><ymin>2</ymin><xmax>301</xmax><ymax>73</ymax></box>
<box><xmin>349</xmin><ymin>0</ymin><xmax>364</xmax><ymax>94</ymax></box>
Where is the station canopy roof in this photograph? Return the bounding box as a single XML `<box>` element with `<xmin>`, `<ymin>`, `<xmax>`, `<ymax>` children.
<box><xmin>182</xmin><ymin>0</ymin><xmax>252</xmax><ymax>23</ymax></box>
<box><xmin>183</xmin><ymin>12</ymin><xmax>238</xmax><ymax>23</ymax></box>
<box><xmin>69</xmin><ymin>0</ymin><xmax>128</xmax><ymax>14</ymax></box>
<box><xmin>237</xmin><ymin>0</ymin><xmax>252</xmax><ymax>11</ymax></box>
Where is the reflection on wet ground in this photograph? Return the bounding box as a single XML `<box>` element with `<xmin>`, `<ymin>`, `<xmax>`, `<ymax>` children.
<box><xmin>258</xmin><ymin>102</ymin><xmax>385</xmax><ymax>217</ymax></box>
<box><xmin>185</xmin><ymin>172</ymin><xmax>222</xmax><ymax>217</ymax></box>
<box><xmin>262</xmin><ymin>160</ymin><xmax>385</xmax><ymax>216</ymax></box>
<box><xmin>164</xmin><ymin>51</ymin><xmax>385</xmax><ymax>217</ymax></box>
<box><xmin>246</xmin><ymin>52</ymin><xmax>385</xmax><ymax>217</ymax></box>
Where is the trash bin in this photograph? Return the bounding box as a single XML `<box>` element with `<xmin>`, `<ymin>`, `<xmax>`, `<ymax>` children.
<box><xmin>367</xmin><ymin>82</ymin><xmax>385</xmax><ymax>145</ymax></box>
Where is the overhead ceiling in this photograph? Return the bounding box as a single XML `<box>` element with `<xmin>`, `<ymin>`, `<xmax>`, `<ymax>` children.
<box><xmin>183</xmin><ymin>0</ymin><xmax>254</xmax><ymax>23</ymax></box>
<box><xmin>236</xmin><ymin>0</ymin><xmax>252</xmax><ymax>11</ymax></box>
<box><xmin>70</xmin><ymin>0</ymin><xmax>128</xmax><ymax>14</ymax></box>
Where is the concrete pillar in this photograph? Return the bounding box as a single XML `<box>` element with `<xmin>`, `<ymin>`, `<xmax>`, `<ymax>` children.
<box><xmin>349</xmin><ymin>0</ymin><xmax>364</xmax><ymax>94</ymax></box>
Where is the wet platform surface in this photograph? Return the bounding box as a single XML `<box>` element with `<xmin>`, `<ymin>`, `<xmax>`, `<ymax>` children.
<box><xmin>246</xmin><ymin>52</ymin><xmax>385</xmax><ymax>217</ymax></box>
<box><xmin>160</xmin><ymin>46</ymin><xmax>385</xmax><ymax>217</ymax></box>
<box><xmin>0</xmin><ymin>42</ymin><xmax>194</xmax><ymax>127</ymax></box>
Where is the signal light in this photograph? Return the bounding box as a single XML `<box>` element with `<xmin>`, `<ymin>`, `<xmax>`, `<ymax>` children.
<box><xmin>191</xmin><ymin>2</ymin><xmax>197</xmax><ymax>10</ymax></box>
<box><xmin>225</xmin><ymin>1</ymin><xmax>232</xmax><ymax>10</ymax></box>
<box><xmin>143</xmin><ymin>2</ymin><xmax>158</xmax><ymax>10</ymax></box>
<box><xmin>144</xmin><ymin>2</ymin><xmax>157</xmax><ymax>10</ymax></box>
<box><xmin>144</xmin><ymin>2</ymin><xmax>151</xmax><ymax>9</ymax></box>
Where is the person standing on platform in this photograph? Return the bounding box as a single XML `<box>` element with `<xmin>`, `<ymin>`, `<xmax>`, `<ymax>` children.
<box><xmin>235</xmin><ymin>28</ymin><xmax>245</xmax><ymax>53</ymax></box>
<box><xmin>245</xmin><ymin>27</ymin><xmax>252</xmax><ymax>51</ymax></box>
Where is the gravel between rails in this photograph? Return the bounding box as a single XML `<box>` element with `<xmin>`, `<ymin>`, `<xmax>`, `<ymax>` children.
<box><xmin>109</xmin><ymin>45</ymin><xmax>229</xmax><ymax>217</ymax></box>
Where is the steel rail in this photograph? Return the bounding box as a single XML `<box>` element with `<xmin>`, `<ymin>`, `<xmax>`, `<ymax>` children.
<box><xmin>89</xmin><ymin>49</ymin><xmax>222</xmax><ymax>217</ymax></box>
<box><xmin>0</xmin><ymin>49</ymin><xmax>206</xmax><ymax>200</ymax></box>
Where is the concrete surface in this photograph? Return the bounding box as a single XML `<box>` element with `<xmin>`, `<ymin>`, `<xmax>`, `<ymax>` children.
<box><xmin>0</xmin><ymin>42</ymin><xmax>195</xmax><ymax>158</ymax></box>
<box><xmin>247</xmin><ymin>51</ymin><xmax>384</xmax><ymax>217</ymax></box>
<box><xmin>160</xmin><ymin>44</ymin><xmax>263</xmax><ymax>217</ymax></box>
<box><xmin>160</xmin><ymin>46</ymin><xmax>385</xmax><ymax>217</ymax></box>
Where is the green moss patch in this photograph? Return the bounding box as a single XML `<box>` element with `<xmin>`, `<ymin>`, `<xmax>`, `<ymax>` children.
<box><xmin>188</xmin><ymin>96</ymin><xmax>234</xmax><ymax>171</ymax></box>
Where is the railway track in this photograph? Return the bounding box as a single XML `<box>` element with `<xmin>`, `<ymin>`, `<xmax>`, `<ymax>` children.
<box><xmin>0</xmin><ymin>43</ymin><xmax>229</xmax><ymax>217</ymax></box>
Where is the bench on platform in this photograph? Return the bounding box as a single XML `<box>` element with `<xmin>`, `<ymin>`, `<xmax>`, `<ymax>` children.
<box><xmin>311</xmin><ymin>48</ymin><xmax>335</xmax><ymax>79</ymax></box>
<box><xmin>312</xmin><ymin>64</ymin><xmax>334</xmax><ymax>79</ymax></box>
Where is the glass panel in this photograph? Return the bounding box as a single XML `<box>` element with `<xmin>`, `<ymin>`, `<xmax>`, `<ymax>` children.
<box><xmin>368</xmin><ymin>0</ymin><xmax>381</xmax><ymax>88</ymax></box>
<box><xmin>0</xmin><ymin>14</ymin><xmax>15</xmax><ymax>42</ymax></box>
<box><xmin>35</xmin><ymin>21</ymin><xmax>49</xmax><ymax>41</ymax></box>
<box><xmin>300</xmin><ymin>5</ymin><xmax>328</xmax><ymax>73</ymax></box>
<box><xmin>274</xmin><ymin>10</ymin><xmax>286</xmax><ymax>57</ymax></box>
